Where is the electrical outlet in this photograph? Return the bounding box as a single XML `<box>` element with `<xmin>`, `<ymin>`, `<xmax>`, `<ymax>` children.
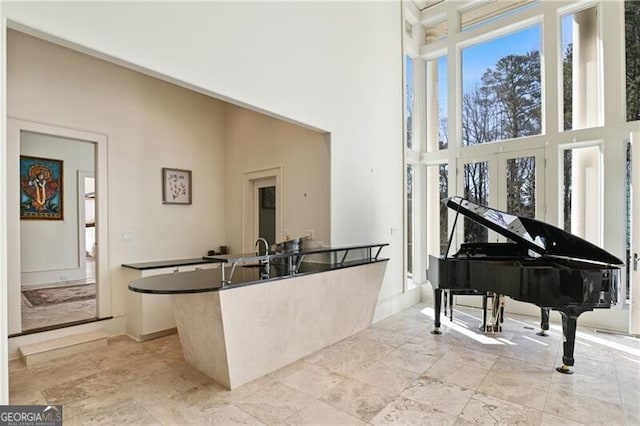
<box><xmin>306</xmin><ymin>229</ymin><xmax>314</xmax><ymax>239</ymax></box>
<box><xmin>60</xmin><ymin>275</ymin><xmax>68</xmax><ymax>281</ymax></box>
<box><xmin>122</xmin><ymin>231</ymin><xmax>134</xmax><ymax>242</ymax></box>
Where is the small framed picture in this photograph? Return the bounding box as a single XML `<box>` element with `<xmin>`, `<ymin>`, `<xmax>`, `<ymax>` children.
<box><xmin>162</xmin><ymin>168</ymin><xmax>192</xmax><ymax>205</ymax></box>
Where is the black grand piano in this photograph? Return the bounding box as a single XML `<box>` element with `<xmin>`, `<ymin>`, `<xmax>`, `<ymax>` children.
<box><xmin>427</xmin><ymin>196</ymin><xmax>624</xmax><ymax>374</ymax></box>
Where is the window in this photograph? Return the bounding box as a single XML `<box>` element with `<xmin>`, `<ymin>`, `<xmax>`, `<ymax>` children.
<box><xmin>406</xmin><ymin>56</ymin><xmax>415</xmax><ymax>149</ymax></box>
<box><xmin>426</xmin><ymin>163</ymin><xmax>449</xmax><ymax>257</ymax></box>
<box><xmin>426</xmin><ymin>57</ymin><xmax>448</xmax><ymax>151</ymax></box>
<box><xmin>506</xmin><ymin>156</ymin><xmax>536</xmax><ymax>218</ymax></box>
<box><xmin>403</xmin><ymin>1</ymin><xmax>623</xmax><ymax>293</ymax></box>
<box><xmin>407</xmin><ymin>165</ymin><xmax>415</xmax><ymax>276</ymax></box>
<box><xmin>561</xmin><ymin>6</ymin><xmax>601</xmax><ymax>131</ymax></box>
<box><xmin>461</xmin><ymin>25</ymin><xmax>542</xmax><ymax>146</ymax></box>
<box><xmin>626</xmin><ymin>0</ymin><xmax>640</xmax><ymax>122</ymax></box>
<box><xmin>463</xmin><ymin>160</ymin><xmax>490</xmax><ymax>243</ymax></box>
<box><xmin>562</xmin><ymin>145</ymin><xmax>602</xmax><ymax>245</ymax></box>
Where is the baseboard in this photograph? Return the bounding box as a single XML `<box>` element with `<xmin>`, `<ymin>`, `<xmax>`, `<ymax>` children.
<box><xmin>8</xmin><ymin>316</ymin><xmax>126</xmax><ymax>360</ymax></box>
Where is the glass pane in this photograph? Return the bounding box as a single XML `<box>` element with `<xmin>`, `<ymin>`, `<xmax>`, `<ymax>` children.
<box><xmin>407</xmin><ymin>165</ymin><xmax>414</xmax><ymax>275</ymax></box>
<box><xmin>427</xmin><ymin>163</ymin><xmax>449</xmax><ymax>258</ymax></box>
<box><xmin>462</xmin><ymin>26</ymin><xmax>541</xmax><ymax>146</ymax></box>
<box><xmin>626</xmin><ymin>0</ymin><xmax>640</xmax><ymax>122</ymax></box>
<box><xmin>406</xmin><ymin>56</ymin><xmax>414</xmax><ymax>149</ymax></box>
<box><xmin>561</xmin><ymin>7</ymin><xmax>600</xmax><ymax>130</ymax></box>
<box><xmin>426</xmin><ymin>57</ymin><xmax>448</xmax><ymax>151</ymax></box>
<box><xmin>463</xmin><ymin>161</ymin><xmax>489</xmax><ymax>243</ymax></box>
<box><xmin>506</xmin><ymin>156</ymin><xmax>535</xmax><ymax>218</ymax></box>
<box><xmin>439</xmin><ymin>164</ymin><xmax>449</xmax><ymax>255</ymax></box>
<box><xmin>563</xmin><ymin>149</ymin><xmax>572</xmax><ymax>232</ymax></box>
<box><xmin>562</xmin><ymin>145</ymin><xmax>601</xmax><ymax>244</ymax></box>
<box><xmin>561</xmin><ymin>14</ymin><xmax>573</xmax><ymax>131</ymax></box>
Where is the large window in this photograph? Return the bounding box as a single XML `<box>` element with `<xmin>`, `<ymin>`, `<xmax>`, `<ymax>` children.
<box><xmin>461</xmin><ymin>25</ymin><xmax>541</xmax><ymax>146</ymax></box>
<box><xmin>403</xmin><ymin>1</ymin><xmax>627</xmax><ymax>291</ymax></box>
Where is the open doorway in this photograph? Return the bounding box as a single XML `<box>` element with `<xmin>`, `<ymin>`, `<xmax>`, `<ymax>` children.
<box><xmin>7</xmin><ymin>119</ymin><xmax>109</xmax><ymax>336</ymax></box>
<box><xmin>256</xmin><ymin>181</ymin><xmax>276</xmax><ymax>247</ymax></box>
<box><xmin>243</xmin><ymin>167</ymin><xmax>282</xmax><ymax>252</ymax></box>
<box><xmin>19</xmin><ymin>133</ymin><xmax>97</xmax><ymax>332</ymax></box>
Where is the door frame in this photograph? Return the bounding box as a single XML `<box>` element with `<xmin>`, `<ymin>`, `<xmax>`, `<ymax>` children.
<box><xmin>242</xmin><ymin>167</ymin><xmax>282</xmax><ymax>253</ymax></box>
<box><xmin>7</xmin><ymin>118</ymin><xmax>110</xmax><ymax>334</ymax></box>
<box><xmin>77</xmin><ymin>170</ymin><xmax>94</xmax><ymax>279</ymax></box>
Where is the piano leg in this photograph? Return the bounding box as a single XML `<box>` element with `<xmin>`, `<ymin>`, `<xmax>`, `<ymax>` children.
<box><xmin>537</xmin><ymin>308</ymin><xmax>550</xmax><ymax>337</ymax></box>
<box><xmin>432</xmin><ymin>288</ymin><xmax>443</xmax><ymax>335</ymax></box>
<box><xmin>481</xmin><ymin>294</ymin><xmax>488</xmax><ymax>331</ymax></box>
<box><xmin>556</xmin><ymin>308</ymin><xmax>586</xmax><ymax>375</ymax></box>
<box><xmin>448</xmin><ymin>291</ymin><xmax>454</xmax><ymax>321</ymax></box>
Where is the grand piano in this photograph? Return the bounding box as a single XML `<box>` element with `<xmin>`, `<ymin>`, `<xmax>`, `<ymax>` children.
<box><xmin>427</xmin><ymin>197</ymin><xmax>624</xmax><ymax>374</ymax></box>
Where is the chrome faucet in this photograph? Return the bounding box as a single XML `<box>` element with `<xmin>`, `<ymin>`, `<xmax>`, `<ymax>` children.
<box><xmin>255</xmin><ymin>238</ymin><xmax>269</xmax><ymax>257</ymax></box>
<box><xmin>255</xmin><ymin>238</ymin><xmax>270</xmax><ymax>279</ymax></box>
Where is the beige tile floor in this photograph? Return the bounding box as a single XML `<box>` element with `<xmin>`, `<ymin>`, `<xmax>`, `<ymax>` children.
<box><xmin>9</xmin><ymin>303</ymin><xmax>640</xmax><ymax>425</ymax></box>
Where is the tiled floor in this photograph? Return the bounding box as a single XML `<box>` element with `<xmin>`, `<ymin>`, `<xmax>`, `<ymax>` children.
<box><xmin>9</xmin><ymin>303</ymin><xmax>640</xmax><ymax>425</ymax></box>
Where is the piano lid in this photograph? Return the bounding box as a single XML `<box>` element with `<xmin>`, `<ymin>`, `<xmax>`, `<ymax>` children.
<box><xmin>447</xmin><ymin>197</ymin><xmax>624</xmax><ymax>265</ymax></box>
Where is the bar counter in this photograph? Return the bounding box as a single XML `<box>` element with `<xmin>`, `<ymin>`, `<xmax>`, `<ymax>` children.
<box><xmin>126</xmin><ymin>243</ymin><xmax>389</xmax><ymax>389</ymax></box>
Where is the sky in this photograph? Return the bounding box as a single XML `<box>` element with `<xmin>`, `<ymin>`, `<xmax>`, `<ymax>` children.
<box><xmin>408</xmin><ymin>14</ymin><xmax>576</xmax><ymax>125</ymax></box>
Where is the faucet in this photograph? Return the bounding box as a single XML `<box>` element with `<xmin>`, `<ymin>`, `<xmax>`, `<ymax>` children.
<box><xmin>255</xmin><ymin>238</ymin><xmax>270</xmax><ymax>279</ymax></box>
<box><xmin>255</xmin><ymin>238</ymin><xmax>269</xmax><ymax>257</ymax></box>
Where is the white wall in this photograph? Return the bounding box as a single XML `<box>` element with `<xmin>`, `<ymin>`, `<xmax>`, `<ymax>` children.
<box><xmin>3</xmin><ymin>1</ymin><xmax>403</xmax><ymax>257</ymax></box>
<box><xmin>7</xmin><ymin>30</ymin><xmax>228</xmax><ymax>320</ymax></box>
<box><xmin>20</xmin><ymin>132</ymin><xmax>94</xmax><ymax>285</ymax></box>
<box><xmin>224</xmin><ymin>104</ymin><xmax>330</xmax><ymax>252</ymax></box>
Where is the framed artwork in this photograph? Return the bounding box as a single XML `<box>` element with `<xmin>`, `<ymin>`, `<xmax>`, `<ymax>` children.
<box><xmin>162</xmin><ymin>167</ymin><xmax>192</xmax><ymax>205</ymax></box>
<box><xmin>20</xmin><ymin>155</ymin><xmax>64</xmax><ymax>220</ymax></box>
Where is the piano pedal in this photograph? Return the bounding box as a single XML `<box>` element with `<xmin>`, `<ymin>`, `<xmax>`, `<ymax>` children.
<box><xmin>556</xmin><ymin>365</ymin><xmax>574</xmax><ymax>375</ymax></box>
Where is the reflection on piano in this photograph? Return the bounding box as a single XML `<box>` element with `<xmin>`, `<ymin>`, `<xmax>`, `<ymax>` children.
<box><xmin>427</xmin><ymin>197</ymin><xmax>624</xmax><ymax>374</ymax></box>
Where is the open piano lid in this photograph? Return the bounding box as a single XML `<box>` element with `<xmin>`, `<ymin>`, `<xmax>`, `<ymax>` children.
<box><xmin>447</xmin><ymin>197</ymin><xmax>624</xmax><ymax>265</ymax></box>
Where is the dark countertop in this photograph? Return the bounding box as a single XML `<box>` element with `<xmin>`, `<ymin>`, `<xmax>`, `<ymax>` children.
<box><xmin>129</xmin><ymin>258</ymin><xmax>389</xmax><ymax>294</ymax></box>
<box><xmin>128</xmin><ymin>243</ymin><xmax>389</xmax><ymax>294</ymax></box>
<box><xmin>122</xmin><ymin>257</ymin><xmax>219</xmax><ymax>270</ymax></box>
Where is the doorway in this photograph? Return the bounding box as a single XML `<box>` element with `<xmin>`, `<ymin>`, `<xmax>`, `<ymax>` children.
<box><xmin>7</xmin><ymin>119</ymin><xmax>110</xmax><ymax>336</ymax></box>
<box><xmin>243</xmin><ymin>167</ymin><xmax>282</xmax><ymax>253</ymax></box>
<box><xmin>256</xmin><ymin>182</ymin><xmax>276</xmax><ymax>246</ymax></box>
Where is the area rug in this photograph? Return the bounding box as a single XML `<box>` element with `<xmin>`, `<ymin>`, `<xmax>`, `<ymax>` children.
<box><xmin>22</xmin><ymin>283</ymin><xmax>96</xmax><ymax>307</ymax></box>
